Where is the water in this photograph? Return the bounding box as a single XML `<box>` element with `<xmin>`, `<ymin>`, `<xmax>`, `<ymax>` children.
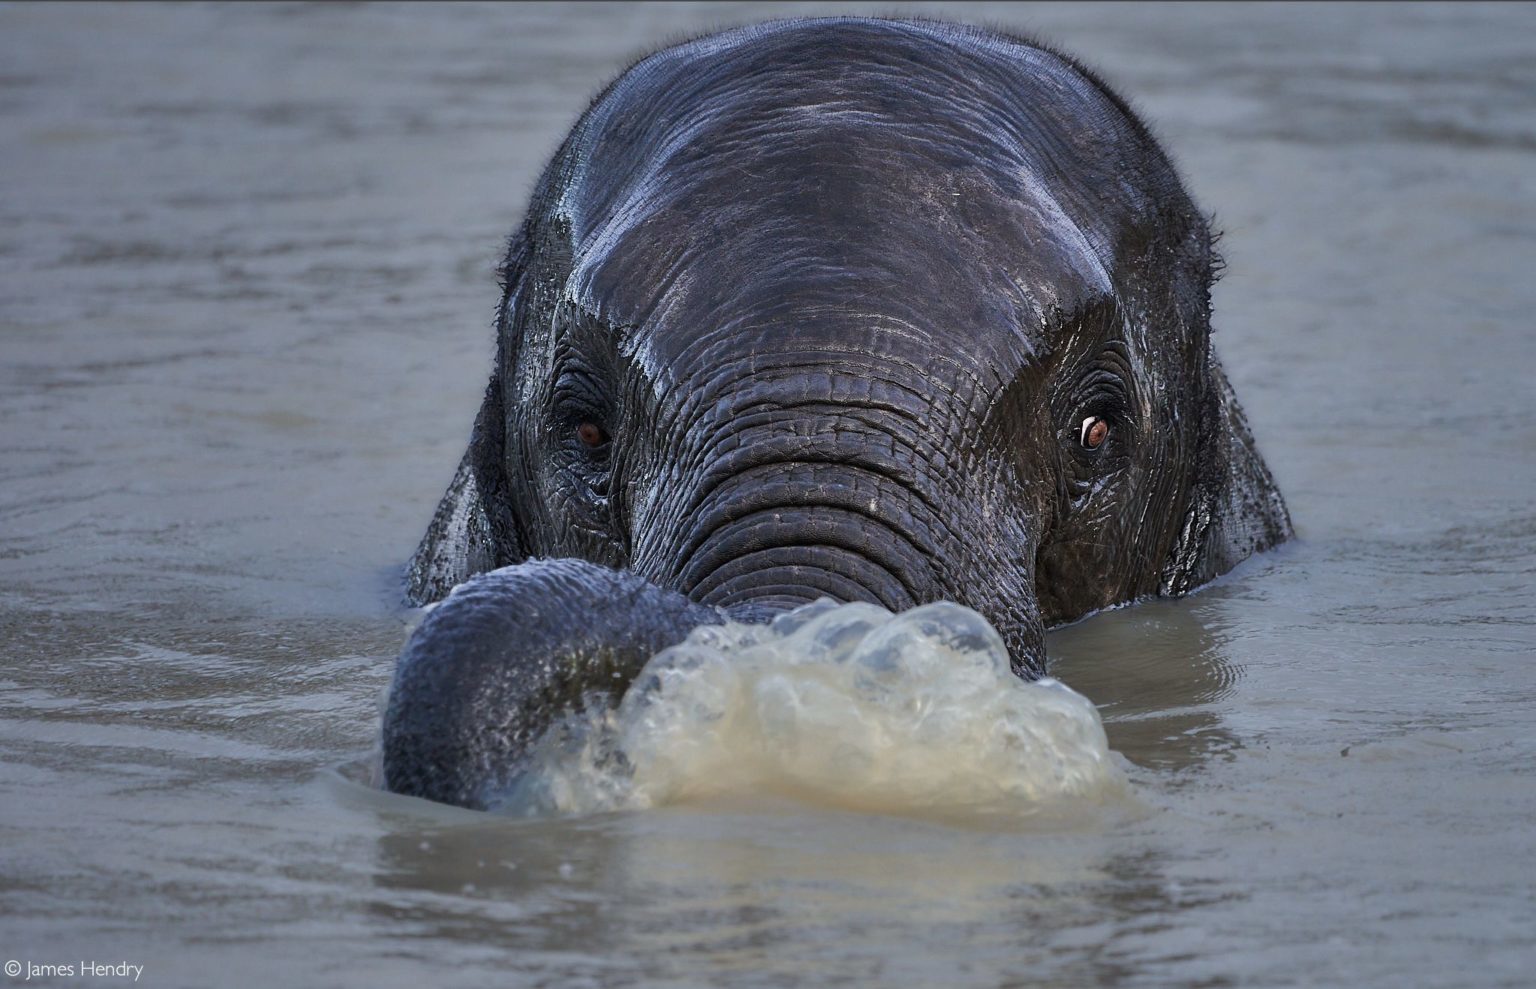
<box><xmin>494</xmin><ymin>601</ymin><xmax>1128</xmax><ymax>821</ymax></box>
<box><xmin>2</xmin><ymin>2</ymin><xmax>1533</xmax><ymax>985</ymax></box>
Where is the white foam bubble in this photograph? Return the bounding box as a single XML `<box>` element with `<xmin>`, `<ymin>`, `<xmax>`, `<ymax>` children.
<box><xmin>494</xmin><ymin>600</ymin><xmax>1130</xmax><ymax>824</ymax></box>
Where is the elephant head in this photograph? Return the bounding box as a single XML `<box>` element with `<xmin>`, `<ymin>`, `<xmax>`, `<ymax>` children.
<box><xmin>386</xmin><ymin>18</ymin><xmax>1290</xmax><ymax>808</ymax></box>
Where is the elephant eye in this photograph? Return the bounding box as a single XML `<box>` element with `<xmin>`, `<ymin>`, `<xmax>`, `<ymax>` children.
<box><xmin>576</xmin><ymin>421</ymin><xmax>609</xmax><ymax>448</ymax></box>
<box><xmin>1079</xmin><ymin>416</ymin><xmax>1109</xmax><ymax>450</ymax></box>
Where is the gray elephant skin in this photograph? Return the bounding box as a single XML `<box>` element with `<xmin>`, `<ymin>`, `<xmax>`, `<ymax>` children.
<box><xmin>383</xmin><ymin>17</ymin><xmax>1291</xmax><ymax>809</ymax></box>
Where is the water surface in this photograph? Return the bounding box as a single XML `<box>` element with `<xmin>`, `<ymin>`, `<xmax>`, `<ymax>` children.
<box><xmin>3</xmin><ymin>3</ymin><xmax>1534</xmax><ymax>986</ymax></box>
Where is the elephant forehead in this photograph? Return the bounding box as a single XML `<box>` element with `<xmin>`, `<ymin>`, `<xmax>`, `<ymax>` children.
<box><xmin>539</xmin><ymin>17</ymin><xmax>1176</xmax><ymax>407</ymax></box>
<box><xmin>548</xmin><ymin>27</ymin><xmax>1139</xmax><ymax>392</ymax></box>
<box><xmin>564</xmin><ymin>147</ymin><xmax>1114</xmax><ymax>396</ymax></box>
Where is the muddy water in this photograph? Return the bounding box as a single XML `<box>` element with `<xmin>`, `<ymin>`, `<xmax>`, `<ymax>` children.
<box><xmin>2</xmin><ymin>3</ymin><xmax>1533</xmax><ymax>986</ymax></box>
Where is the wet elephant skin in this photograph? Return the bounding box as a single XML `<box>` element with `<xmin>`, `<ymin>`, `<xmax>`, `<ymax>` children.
<box><xmin>385</xmin><ymin>17</ymin><xmax>1291</xmax><ymax>808</ymax></box>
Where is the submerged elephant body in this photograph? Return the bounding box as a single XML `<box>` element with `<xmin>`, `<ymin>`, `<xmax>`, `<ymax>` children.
<box><xmin>386</xmin><ymin>18</ymin><xmax>1290</xmax><ymax>808</ymax></box>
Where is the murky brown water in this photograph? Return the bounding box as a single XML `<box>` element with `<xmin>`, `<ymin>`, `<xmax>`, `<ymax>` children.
<box><xmin>3</xmin><ymin>3</ymin><xmax>1534</xmax><ymax>986</ymax></box>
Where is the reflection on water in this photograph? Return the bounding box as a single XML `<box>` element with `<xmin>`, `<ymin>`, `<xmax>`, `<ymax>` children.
<box><xmin>363</xmin><ymin>798</ymin><xmax>1212</xmax><ymax>987</ymax></box>
<box><xmin>4</xmin><ymin>2</ymin><xmax>1536</xmax><ymax>986</ymax></box>
<box><xmin>1051</xmin><ymin>591</ymin><xmax>1243</xmax><ymax>772</ymax></box>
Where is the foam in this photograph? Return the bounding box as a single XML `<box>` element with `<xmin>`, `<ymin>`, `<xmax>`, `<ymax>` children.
<box><xmin>495</xmin><ymin>600</ymin><xmax>1129</xmax><ymax>823</ymax></box>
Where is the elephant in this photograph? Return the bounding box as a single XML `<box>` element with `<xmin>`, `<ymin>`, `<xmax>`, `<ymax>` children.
<box><xmin>383</xmin><ymin>17</ymin><xmax>1291</xmax><ymax>809</ymax></box>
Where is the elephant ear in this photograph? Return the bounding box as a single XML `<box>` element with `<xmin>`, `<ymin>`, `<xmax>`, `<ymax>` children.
<box><xmin>1160</xmin><ymin>354</ymin><xmax>1292</xmax><ymax>597</ymax></box>
<box><xmin>405</xmin><ymin>236</ymin><xmax>531</xmax><ymax>605</ymax></box>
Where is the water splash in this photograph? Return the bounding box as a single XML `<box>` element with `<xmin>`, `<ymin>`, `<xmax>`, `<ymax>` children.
<box><xmin>494</xmin><ymin>600</ymin><xmax>1131</xmax><ymax>823</ymax></box>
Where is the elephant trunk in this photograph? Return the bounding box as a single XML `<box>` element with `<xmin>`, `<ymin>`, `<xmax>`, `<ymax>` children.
<box><xmin>674</xmin><ymin>494</ymin><xmax>935</xmax><ymax>615</ymax></box>
<box><xmin>625</xmin><ymin>409</ymin><xmax>1047</xmax><ymax>676</ymax></box>
<box><xmin>636</xmin><ymin>411</ymin><xmax>952</xmax><ymax>617</ymax></box>
<box><xmin>381</xmin><ymin>559</ymin><xmax>721</xmax><ymax>809</ymax></box>
<box><xmin>385</xmin><ymin>416</ymin><xmax>1050</xmax><ymax>808</ymax></box>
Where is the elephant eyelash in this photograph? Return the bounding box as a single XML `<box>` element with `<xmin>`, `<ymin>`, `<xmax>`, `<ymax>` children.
<box><xmin>551</xmin><ymin>366</ymin><xmax>616</xmax><ymax>450</ymax></box>
<box><xmin>1080</xmin><ymin>416</ymin><xmax>1110</xmax><ymax>449</ymax></box>
<box><xmin>576</xmin><ymin>421</ymin><xmax>610</xmax><ymax>448</ymax></box>
<box><xmin>1066</xmin><ymin>390</ymin><xmax>1127</xmax><ymax>431</ymax></box>
<box><xmin>1061</xmin><ymin>389</ymin><xmax>1133</xmax><ymax>475</ymax></box>
<box><xmin>560</xmin><ymin>416</ymin><xmax>612</xmax><ymax>462</ymax></box>
<box><xmin>1060</xmin><ymin>354</ymin><xmax>1136</xmax><ymax>454</ymax></box>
